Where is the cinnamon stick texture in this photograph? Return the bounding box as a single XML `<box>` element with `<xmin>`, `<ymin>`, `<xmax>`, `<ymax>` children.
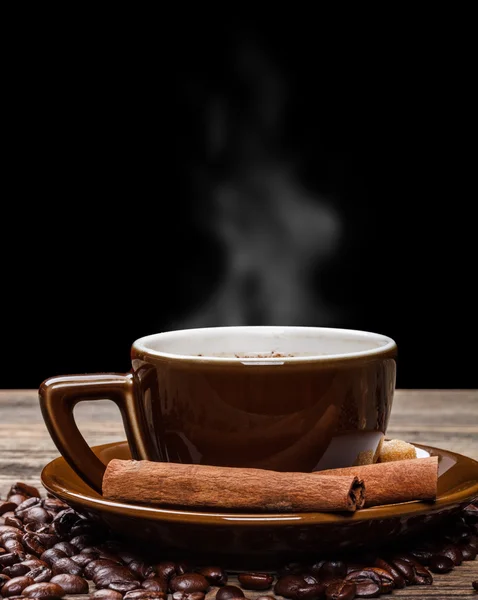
<box><xmin>317</xmin><ymin>456</ymin><xmax>438</xmax><ymax>507</ymax></box>
<box><xmin>102</xmin><ymin>459</ymin><xmax>365</xmax><ymax>512</ymax></box>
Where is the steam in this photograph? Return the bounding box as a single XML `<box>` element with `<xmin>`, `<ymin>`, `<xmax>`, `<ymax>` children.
<box><xmin>176</xmin><ymin>36</ymin><xmax>342</xmax><ymax>328</ymax></box>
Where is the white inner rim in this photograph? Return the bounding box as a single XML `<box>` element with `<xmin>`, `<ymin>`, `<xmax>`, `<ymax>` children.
<box><xmin>133</xmin><ymin>326</ymin><xmax>396</xmax><ymax>363</ymax></box>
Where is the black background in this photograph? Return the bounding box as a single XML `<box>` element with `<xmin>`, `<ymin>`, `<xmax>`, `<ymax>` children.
<box><xmin>1</xmin><ymin>17</ymin><xmax>475</xmax><ymax>390</ymax></box>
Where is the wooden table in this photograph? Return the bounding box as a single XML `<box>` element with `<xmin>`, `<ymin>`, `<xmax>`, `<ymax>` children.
<box><xmin>0</xmin><ymin>389</ymin><xmax>477</xmax><ymax>598</ymax></box>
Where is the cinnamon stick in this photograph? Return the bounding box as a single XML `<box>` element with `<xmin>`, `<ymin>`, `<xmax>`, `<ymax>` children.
<box><xmin>317</xmin><ymin>456</ymin><xmax>438</xmax><ymax>507</ymax></box>
<box><xmin>102</xmin><ymin>459</ymin><xmax>365</xmax><ymax>512</ymax></box>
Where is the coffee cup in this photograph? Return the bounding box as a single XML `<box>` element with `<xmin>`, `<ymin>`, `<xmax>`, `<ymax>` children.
<box><xmin>39</xmin><ymin>326</ymin><xmax>397</xmax><ymax>493</ymax></box>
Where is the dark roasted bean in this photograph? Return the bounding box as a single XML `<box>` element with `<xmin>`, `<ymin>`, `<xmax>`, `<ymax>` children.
<box><xmin>22</xmin><ymin>507</ymin><xmax>52</xmax><ymax>525</ymax></box>
<box><xmin>40</xmin><ymin>548</ymin><xmax>67</xmax><ymax>566</ymax></box>
<box><xmin>85</xmin><ymin>559</ymin><xmax>123</xmax><ymax>580</ymax></box>
<box><xmin>366</xmin><ymin>568</ymin><xmax>395</xmax><ymax>593</ymax></box>
<box><xmin>51</xmin><ymin>510</ymin><xmax>79</xmax><ymax>537</ymax></box>
<box><xmin>464</xmin><ymin>504</ymin><xmax>478</xmax><ymax>522</ymax></box>
<box><xmin>155</xmin><ymin>560</ymin><xmax>178</xmax><ymax>580</ymax></box>
<box><xmin>22</xmin><ymin>559</ymin><xmax>48</xmax><ymax>570</ymax></box>
<box><xmin>69</xmin><ymin>534</ymin><xmax>96</xmax><ymax>550</ymax></box>
<box><xmin>26</xmin><ymin>566</ymin><xmax>53</xmax><ymax>583</ymax></box>
<box><xmin>175</xmin><ymin>561</ymin><xmax>192</xmax><ymax>576</ymax></box>
<box><xmin>50</xmin><ymin>573</ymin><xmax>89</xmax><ymax>594</ymax></box>
<box><xmin>437</xmin><ymin>545</ymin><xmax>463</xmax><ymax>566</ymax></box>
<box><xmin>274</xmin><ymin>575</ymin><xmax>307</xmax><ymax>598</ymax></box>
<box><xmin>459</xmin><ymin>543</ymin><xmax>477</xmax><ymax>560</ymax></box>
<box><xmin>7</xmin><ymin>494</ymin><xmax>28</xmax><ymax>506</ymax></box>
<box><xmin>8</xmin><ymin>483</ymin><xmax>41</xmax><ymax>499</ymax></box>
<box><xmin>302</xmin><ymin>573</ymin><xmax>320</xmax><ymax>585</ymax></box>
<box><xmin>238</xmin><ymin>572</ymin><xmax>274</xmax><ymax>590</ymax></box>
<box><xmin>52</xmin><ymin>541</ymin><xmax>77</xmax><ymax>557</ymax></box>
<box><xmin>22</xmin><ymin>581</ymin><xmax>66</xmax><ymax>598</ymax></box>
<box><xmin>346</xmin><ymin>570</ymin><xmax>381</xmax><ymax>597</ymax></box>
<box><xmin>170</xmin><ymin>573</ymin><xmax>210</xmax><ymax>593</ymax></box>
<box><xmin>173</xmin><ymin>592</ymin><xmax>205</xmax><ymax>600</ymax></box>
<box><xmin>0</xmin><ymin>572</ymin><xmax>11</xmax><ymax>584</ymax></box>
<box><xmin>325</xmin><ymin>579</ymin><xmax>356</xmax><ymax>600</ymax></box>
<box><xmin>128</xmin><ymin>559</ymin><xmax>155</xmax><ymax>579</ymax></box>
<box><xmin>198</xmin><ymin>565</ymin><xmax>228</xmax><ymax>586</ymax></box>
<box><xmin>69</xmin><ymin>521</ymin><xmax>101</xmax><ymax>537</ymax></box>
<box><xmin>4</xmin><ymin>516</ymin><xmax>24</xmax><ymax>529</ymax></box>
<box><xmin>216</xmin><ymin>584</ymin><xmax>245</xmax><ymax>600</ymax></box>
<box><xmin>429</xmin><ymin>554</ymin><xmax>455</xmax><ymax>573</ymax></box>
<box><xmin>71</xmin><ymin>553</ymin><xmax>95</xmax><ymax>567</ymax></box>
<box><xmin>23</xmin><ymin>533</ymin><xmax>46</xmax><ymax>556</ymax></box>
<box><xmin>91</xmin><ymin>590</ymin><xmax>124</xmax><ymax>600</ymax></box>
<box><xmin>93</xmin><ymin>565</ymin><xmax>139</xmax><ymax>588</ymax></box>
<box><xmin>374</xmin><ymin>558</ymin><xmax>405</xmax><ymax>588</ymax></box>
<box><xmin>14</xmin><ymin>497</ymin><xmax>41</xmax><ymax>516</ymax></box>
<box><xmin>294</xmin><ymin>583</ymin><xmax>326</xmax><ymax>599</ymax></box>
<box><xmin>3</xmin><ymin>562</ymin><xmax>30</xmax><ymax>577</ymax></box>
<box><xmin>0</xmin><ymin>501</ymin><xmax>18</xmax><ymax>515</ymax></box>
<box><xmin>0</xmin><ymin>552</ymin><xmax>23</xmax><ymax>567</ymax></box>
<box><xmin>81</xmin><ymin>546</ymin><xmax>122</xmax><ymax>563</ymax></box>
<box><xmin>1</xmin><ymin>575</ymin><xmax>35</xmax><ymax>597</ymax></box>
<box><xmin>389</xmin><ymin>558</ymin><xmax>415</xmax><ymax>584</ymax></box>
<box><xmin>108</xmin><ymin>580</ymin><xmax>141</xmax><ymax>593</ymax></box>
<box><xmin>41</xmin><ymin>498</ymin><xmax>67</xmax><ymax>513</ymax></box>
<box><xmin>142</xmin><ymin>576</ymin><xmax>168</xmax><ymax>593</ymax></box>
<box><xmin>408</xmin><ymin>548</ymin><xmax>433</xmax><ymax>565</ymax></box>
<box><xmin>124</xmin><ymin>592</ymin><xmax>166</xmax><ymax>599</ymax></box>
<box><xmin>51</xmin><ymin>556</ymin><xmax>83</xmax><ymax>576</ymax></box>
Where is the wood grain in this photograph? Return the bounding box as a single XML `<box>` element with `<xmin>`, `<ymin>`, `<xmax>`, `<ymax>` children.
<box><xmin>0</xmin><ymin>388</ymin><xmax>477</xmax><ymax>599</ymax></box>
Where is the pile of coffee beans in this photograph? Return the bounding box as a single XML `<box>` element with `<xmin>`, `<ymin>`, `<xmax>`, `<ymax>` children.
<box><xmin>1</xmin><ymin>482</ymin><xmax>477</xmax><ymax>599</ymax></box>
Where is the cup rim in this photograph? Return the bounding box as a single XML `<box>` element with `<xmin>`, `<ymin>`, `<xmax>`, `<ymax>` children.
<box><xmin>132</xmin><ymin>326</ymin><xmax>397</xmax><ymax>364</ymax></box>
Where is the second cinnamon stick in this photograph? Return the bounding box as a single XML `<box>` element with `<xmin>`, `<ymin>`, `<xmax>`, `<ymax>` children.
<box><xmin>102</xmin><ymin>459</ymin><xmax>365</xmax><ymax>512</ymax></box>
<box><xmin>317</xmin><ymin>456</ymin><xmax>438</xmax><ymax>507</ymax></box>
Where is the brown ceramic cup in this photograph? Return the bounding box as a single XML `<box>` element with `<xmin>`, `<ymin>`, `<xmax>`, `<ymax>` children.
<box><xmin>39</xmin><ymin>326</ymin><xmax>397</xmax><ymax>493</ymax></box>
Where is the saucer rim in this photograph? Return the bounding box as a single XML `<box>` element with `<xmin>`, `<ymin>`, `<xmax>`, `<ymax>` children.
<box><xmin>41</xmin><ymin>442</ymin><xmax>478</xmax><ymax>527</ymax></box>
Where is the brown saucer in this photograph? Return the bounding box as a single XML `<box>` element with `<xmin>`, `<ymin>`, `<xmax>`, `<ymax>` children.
<box><xmin>41</xmin><ymin>441</ymin><xmax>478</xmax><ymax>568</ymax></box>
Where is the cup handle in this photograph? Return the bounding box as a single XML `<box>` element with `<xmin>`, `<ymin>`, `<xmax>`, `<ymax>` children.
<box><xmin>39</xmin><ymin>373</ymin><xmax>155</xmax><ymax>494</ymax></box>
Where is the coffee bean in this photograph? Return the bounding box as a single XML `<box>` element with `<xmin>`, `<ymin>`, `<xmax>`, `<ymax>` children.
<box><xmin>366</xmin><ymin>568</ymin><xmax>395</xmax><ymax>593</ymax></box>
<box><xmin>389</xmin><ymin>558</ymin><xmax>415</xmax><ymax>584</ymax></box>
<box><xmin>302</xmin><ymin>573</ymin><xmax>320</xmax><ymax>585</ymax></box>
<box><xmin>396</xmin><ymin>557</ymin><xmax>433</xmax><ymax>585</ymax></box>
<box><xmin>22</xmin><ymin>581</ymin><xmax>65</xmax><ymax>598</ymax></box>
<box><xmin>52</xmin><ymin>541</ymin><xmax>77</xmax><ymax>557</ymax></box>
<box><xmin>216</xmin><ymin>584</ymin><xmax>245</xmax><ymax>600</ymax></box>
<box><xmin>238</xmin><ymin>572</ymin><xmax>274</xmax><ymax>590</ymax></box>
<box><xmin>346</xmin><ymin>570</ymin><xmax>382</xmax><ymax>597</ymax></box>
<box><xmin>198</xmin><ymin>565</ymin><xmax>228</xmax><ymax>586</ymax></box>
<box><xmin>8</xmin><ymin>483</ymin><xmax>40</xmax><ymax>499</ymax></box>
<box><xmin>41</xmin><ymin>498</ymin><xmax>67</xmax><ymax>513</ymax></box>
<box><xmin>14</xmin><ymin>497</ymin><xmax>41</xmax><ymax>516</ymax></box>
<box><xmin>50</xmin><ymin>573</ymin><xmax>89</xmax><ymax>594</ymax></box>
<box><xmin>25</xmin><ymin>566</ymin><xmax>53</xmax><ymax>583</ymax></box>
<box><xmin>22</xmin><ymin>507</ymin><xmax>52</xmax><ymax>525</ymax></box>
<box><xmin>7</xmin><ymin>494</ymin><xmax>28</xmax><ymax>506</ymax></box>
<box><xmin>51</xmin><ymin>510</ymin><xmax>79</xmax><ymax>537</ymax></box>
<box><xmin>294</xmin><ymin>583</ymin><xmax>327</xmax><ymax>599</ymax></box>
<box><xmin>141</xmin><ymin>576</ymin><xmax>168</xmax><ymax>593</ymax></box>
<box><xmin>69</xmin><ymin>534</ymin><xmax>96</xmax><ymax>550</ymax></box>
<box><xmin>108</xmin><ymin>580</ymin><xmax>141</xmax><ymax>593</ymax></box>
<box><xmin>172</xmin><ymin>592</ymin><xmax>206</xmax><ymax>600</ymax></box>
<box><xmin>91</xmin><ymin>590</ymin><xmax>124</xmax><ymax>600</ymax></box>
<box><xmin>463</xmin><ymin>504</ymin><xmax>478</xmax><ymax>523</ymax></box>
<box><xmin>408</xmin><ymin>547</ymin><xmax>433</xmax><ymax>565</ymax></box>
<box><xmin>155</xmin><ymin>560</ymin><xmax>178</xmax><ymax>580</ymax></box>
<box><xmin>274</xmin><ymin>575</ymin><xmax>307</xmax><ymax>598</ymax></box>
<box><xmin>70</xmin><ymin>553</ymin><xmax>95</xmax><ymax>568</ymax></box>
<box><xmin>325</xmin><ymin>579</ymin><xmax>356</xmax><ymax>600</ymax></box>
<box><xmin>123</xmin><ymin>592</ymin><xmax>166</xmax><ymax>599</ymax></box>
<box><xmin>0</xmin><ymin>552</ymin><xmax>23</xmax><ymax>567</ymax></box>
<box><xmin>170</xmin><ymin>573</ymin><xmax>210</xmax><ymax>593</ymax></box>
<box><xmin>373</xmin><ymin>558</ymin><xmax>405</xmax><ymax>588</ymax></box>
<box><xmin>4</xmin><ymin>516</ymin><xmax>24</xmax><ymax>529</ymax></box>
<box><xmin>84</xmin><ymin>559</ymin><xmax>127</xmax><ymax>580</ymax></box>
<box><xmin>40</xmin><ymin>548</ymin><xmax>67</xmax><ymax>566</ymax></box>
<box><xmin>1</xmin><ymin>575</ymin><xmax>35</xmax><ymax>597</ymax></box>
<box><xmin>437</xmin><ymin>544</ymin><xmax>463</xmax><ymax>566</ymax></box>
<box><xmin>429</xmin><ymin>554</ymin><xmax>454</xmax><ymax>573</ymax></box>
<box><xmin>459</xmin><ymin>543</ymin><xmax>477</xmax><ymax>560</ymax></box>
<box><xmin>51</xmin><ymin>556</ymin><xmax>83</xmax><ymax>576</ymax></box>
<box><xmin>0</xmin><ymin>501</ymin><xmax>18</xmax><ymax>515</ymax></box>
<box><xmin>93</xmin><ymin>565</ymin><xmax>139</xmax><ymax>589</ymax></box>
<box><xmin>2</xmin><ymin>562</ymin><xmax>30</xmax><ymax>577</ymax></box>
<box><xmin>128</xmin><ymin>559</ymin><xmax>155</xmax><ymax>579</ymax></box>
<box><xmin>0</xmin><ymin>573</ymin><xmax>11</xmax><ymax>584</ymax></box>
<box><xmin>23</xmin><ymin>533</ymin><xmax>47</xmax><ymax>556</ymax></box>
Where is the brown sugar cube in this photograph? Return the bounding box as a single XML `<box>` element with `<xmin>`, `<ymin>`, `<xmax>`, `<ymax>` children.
<box><xmin>379</xmin><ymin>439</ymin><xmax>417</xmax><ymax>462</ymax></box>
